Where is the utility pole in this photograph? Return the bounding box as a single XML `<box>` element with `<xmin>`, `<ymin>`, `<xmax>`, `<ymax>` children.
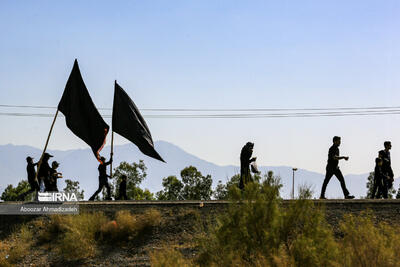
<box><xmin>292</xmin><ymin>168</ymin><xmax>298</xmax><ymax>199</ymax></box>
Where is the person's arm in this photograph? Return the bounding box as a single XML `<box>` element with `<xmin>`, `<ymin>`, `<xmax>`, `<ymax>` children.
<box><xmin>330</xmin><ymin>147</ymin><xmax>348</xmax><ymax>161</ymax></box>
<box><xmin>389</xmin><ymin>167</ymin><xmax>394</xmax><ymax>180</ymax></box>
<box><xmin>106</xmin><ymin>158</ymin><xmax>113</xmax><ymax>166</ymax></box>
<box><xmin>250</xmin><ymin>157</ymin><xmax>257</xmax><ymax>162</ymax></box>
<box><xmin>334</xmin><ymin>156</ymin><xmax>349</xmax><ymax>161</ymax></box>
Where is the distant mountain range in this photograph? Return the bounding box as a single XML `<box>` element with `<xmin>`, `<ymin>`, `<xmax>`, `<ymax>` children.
<box><xmin>0</xmin><ymin>141</ymin><xmax>398</xmax><ymax>199</ymax></box>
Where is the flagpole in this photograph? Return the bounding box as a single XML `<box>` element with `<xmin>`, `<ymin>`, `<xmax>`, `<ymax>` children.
<box><xmin>35</xmin><ymin>109</ymin><xmax>59</xmax><ymax>183</ymax></box>
<box><xmin>109</xmin><ymin>80</ymin><xmax>116</xmax><ymax>178</ymax></box>
<box><xmin>110</xmin><ymin>131</ymin><xmax>114</xmax><ymax>178</ymax></box>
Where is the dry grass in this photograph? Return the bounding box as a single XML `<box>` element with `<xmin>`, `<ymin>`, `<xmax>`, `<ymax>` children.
<box><xmin>0</xmin><ymin>241</ymin><xmax>12</xmax><ymax>267</ymax></box>
<box><xmin>100</xmin><ymin>209</ymin><xmax>162</xmax><ymax>242</ymax></box>
<box><xmin>0</xmin><ymin>224</ymin><xmax>33</xmax><ymax>266</ymax></box>
<box><xmin>29</xmin><ymin>210</ymin><xmax>162</xmax><ymax>261</ymax></box>
<box><xmin>150</xmin><ymin>247</ymin><xmax>193</xmax><ymax>267</ymax></box>
<box><xmin>57</xmin><ymin>212</ymin><xmax>108</xmax><ymax>260</ymax></box>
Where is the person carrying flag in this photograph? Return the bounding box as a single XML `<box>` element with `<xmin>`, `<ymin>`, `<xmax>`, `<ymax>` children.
<box><xmin>89</xmin><ymin>155</ymin><xmax>113</xmax><ymax>201</ymax></box>
<box><xmin>38</xmin><ymin>153</ymin><xmax>53</xmax><ymax>192</ymax></box>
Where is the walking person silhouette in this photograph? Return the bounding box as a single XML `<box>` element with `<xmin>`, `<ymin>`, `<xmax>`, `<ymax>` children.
<box><xmin>320</xmin><ymin>136</ymin><xmax>354</xmax><ymax>199</ymax></box>
<box><xmin>89</xmin><ymin>156</ymin><xmax>113</xmax><ymax>201</ymax></box>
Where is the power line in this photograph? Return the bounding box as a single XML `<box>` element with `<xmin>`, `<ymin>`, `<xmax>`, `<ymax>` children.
<box><xmin>2</xmin><ymin>104</ymin><xmax>400</xmax><ymax>112</ymax></box>
<box><xmin>2</xmin><ymin>109</ymin><xmax>400</xmax><ymax>118</ymax></box>
<box><xmin>2</xmin><ymin>103</ymin><xmax>400</xmax><ymax>118</ymax></box>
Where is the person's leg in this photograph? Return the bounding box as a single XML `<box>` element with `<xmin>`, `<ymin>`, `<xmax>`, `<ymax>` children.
<box><xmin>44</xmin><ymin>179</ymin><xmax>52</xmax><ymax>192</ymax></box>
<box><xmin>382</xmin><ymin>178</ymin><xmax>389</xmax><ymax>199</ymax></box>
<box><xmin>17</xmin><ymin>187</ymin><xmax>34</xmax><ymax>201</ymax></box>
<box><xmin>39</xmin><ymin>178</ymin><xmax>45</xmax><ymax>192</ymax></box>
<box><xmin>89</xmin><ymin>183</ymin><xmax>103</xmax><ymax>201</ymax></box>
<box><xmin>334</xmin><ymin>169</ymin><xmax>350</xmax><ymax>197</ymax></box>
<box><xmin>320</xmin><ymin>169</ymin><xmax>334</xmax><ymax>198</ymax></box>
<box><xmin>375</xmin><ymin>177</ymin><xmax>383</xmax><ymax>199</ymax></box>
<box><xmin>30</xmin><ymin>180</ymin><xmax>40</xmax><ymax>201</ymax></box>
<box><xmin>377</xmin><ymin>181</ymin><xmax>385</xmax><ymax>199</ymax></box>
<box><xmin>105</xmin><ymin>182</ymin><xmax>111</xmax><ymax>200</ymax></box>
<box><xmin>31</xmin><ymin>180</ymin><xmax>40</xmax><ymax>192</ymax></box>
<box><xmin>371</xmin><ymin>177</ymin><xmax>379</xmax><ymax>199</ymax></box>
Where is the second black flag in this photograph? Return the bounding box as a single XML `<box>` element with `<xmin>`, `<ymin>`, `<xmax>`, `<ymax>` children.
<box><xmin>112</xmin><ymin>82</ymin><xmax>165</xmax><ymax>162</ymax></box>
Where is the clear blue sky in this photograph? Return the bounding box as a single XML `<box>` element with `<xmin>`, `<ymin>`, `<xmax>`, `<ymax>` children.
<box><xmin>0</xmin><ymin>0</ymin><xmax>399</xmax><ymax>175</ymax></box>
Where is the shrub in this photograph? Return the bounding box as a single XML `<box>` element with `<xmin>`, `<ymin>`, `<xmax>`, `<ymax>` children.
<box><xmin>197</xmin><ymin>181</ymin><xmax>282</xmax><ymax>266</ymax></box>
<box><xmin>30</xmin><ymin>209</ymin><xmax>162</xmax><ymax>261</ymax></box>
<box><xmin>58</xmin><ymin>213</ymin><xmax>108</xmax><ymax>260</ymax></box>
<box><xmin>100</xmin><ymin>209</ymin><xmax>162</xmax><ymax>243</ymax></box>
<box><xmin>339</xmin><ymin>212</ymin><xmax>400</xmax><ymax>267</ymax></box>
<box><xmin>36</xmin><ymin>212</ymin><xmax>108</xmax><ymax>261</ymax></box>
<box><xmin>280</xmin><ymin>196</ymin><xmax>338</xmax><ymax>266</ymax></box>
<box><xmin>196</xmin><ymin>181</ymin><xmax>339</xmax><ymax>267</ymax></box>
<box><xmin>36</xmin><ymin>214</ymin><xmax>68</xmax><ymax>243</ymax></box>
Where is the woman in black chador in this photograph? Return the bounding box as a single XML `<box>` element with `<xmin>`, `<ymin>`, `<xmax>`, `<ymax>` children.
<box><xmin>239</xmin><ymin>142</ymin><xmax>257</xmax><ymax>190</ymax></box>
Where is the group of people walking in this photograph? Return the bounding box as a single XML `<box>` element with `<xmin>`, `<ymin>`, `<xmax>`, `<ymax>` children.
<box><xmin>22</xmin><ymin>153</ymin><xmax>128</xmax><ymax>201</ymax></box>
<box><xmin>19</xmin><ymin>153</ymin><xmax>62</xmax><ymax>200</ymax></box>
<box><xmin>372</xmin><ymin>142</ymin><xmax>394</xmax><ymax>199</ymax></box>
<box><xmin>319</xmin><ymin>137</ymin><xmax>394</xmax><ymax>199</ymax></box>
<box><xmin>239</xmin><ymin>137</ymin><xmax>395</xmax><ymax>199</ymax></box>
<box><xmin>20</xmin><ymin>137</ymin><xmax>395</xmax><ymax>201</ymax></box>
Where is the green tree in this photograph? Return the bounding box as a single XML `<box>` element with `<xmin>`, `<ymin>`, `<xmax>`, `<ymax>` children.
<box><xmin>1</xmin><ymin>180</ymin><xmax>31</xmax><ymax>201</ymax></box>
<box><xmin>112</xmin><ymin>160</ymin><xmax>154</xmax><ymax>200</ymax></box>
<box><xmin>63</xmin><ymin>179</ymin><xmax>84</xmax><ymax>200</ymax></box>
<box><xmin>213</xmin><ymin>174</ymin><xmax>241</xmax><ymax>200</ymax></box>
<box><xmin>213</xmin><ymin>172</ymin><xmax>279</xmax><ymax>200</ymax></box>
<box><xmin>114</xmin><ymin>161</ymin><xmax>147</xmax><ymax>185</ymax></box>
<box><xmin>213</xmin><ymin>180</ymin><xmax>228</xmax><ymax>200</ymax></box>
<box><xmin>156</xmin><ymin>176</ymin><xmax>184</xmax><ymax>200</ymax></box>
<box><xmin>227</xmin><ymin>174</ymin><xmax>241</xmax><ymax>188</ymax></box>
<box><xmin>366</xmin><ymin>172</ymin><xmax>374</xmax><ymax>198</ymax></box>
<box><xmin>396</xmin><ymin>186</ymin><xmax>400</xmax><ymax>199</ymax></box>
<box><xmin>388</xmin><ymin>186</ymin><xmax>396</xmax><ymax>199</ymax></box>
<box><xmin>180</xmin><ymin>166</ymin><xmax>213</xmax><ymax>200</ymax></box>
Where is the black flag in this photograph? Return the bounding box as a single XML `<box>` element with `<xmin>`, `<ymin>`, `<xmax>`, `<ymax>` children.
<box><xmin>58</xmin><ymin>60</ymin><xmax>109</xmax><ymax>160</ymax></box>
<box><xmin>112</xmin><ymin>82</ymin><xmax>165</xmax><ymax>162</ymax></box>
